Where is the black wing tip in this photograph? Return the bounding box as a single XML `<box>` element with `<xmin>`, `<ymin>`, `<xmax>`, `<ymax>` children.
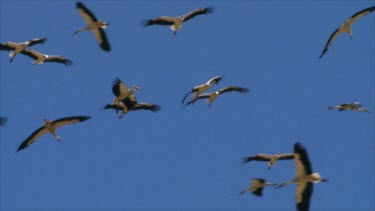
<box><xmin>142</xmin><ymin>19</ymin><xmax>152</xmax><ymax>27</ymax></box>
<box><xmin>153</xmin><ymin>105</ymin><xmax>162</xmax><ymax>112</ymax></box>
<box><xmin>78</xmin><ymin>116</ymin><xmax>91</xmax><ymax>122</ymax></box>
<box><xmin>0</xmin><ymin>117</ymin><xmax>8</xmax><ymax>126</ymax></box>
<box><xmin>240</xmin><ymin>88</ymin><xmax>250</xmax><ymax>93</ymax></box>
<box><xmin>112</xmin><ymin>77</ymin><xmax>122</xmax><ymax>85</ymax></box>
<box><xmin>76</xmin><ymin>2</ymin><xmax>84</xmax><ymax>8</ymax></box>
<box><xmin>252</xmin><ymin>188</ymin><xmax>263</xmax><ymax>197</ymax></box>
<box><xmin>294</xmin><ymin>142</ymin><xmax>304</xmax><ymax>151</ymax></box>
<box><xmin>205</xmin><ymin>6</ymin><xmax>215</xmax><ymax>14</ymax></box>
<box><xmin>242</xmin><ymin>157</ymin><xmax>252</xmax><ymax>163</ymax></box>
<box><xmin>65</xmin><ymin>59</ymin><xmax>73</xmax><ymax>66</ymax></box>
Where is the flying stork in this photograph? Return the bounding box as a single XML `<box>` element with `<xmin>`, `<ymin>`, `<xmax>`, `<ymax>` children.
<box><xmin>240</xmin><ymin>178</ymin><xmax>276</xmax><ymax>197</ymax></box>
<box><xmin>143</xmin><ymin>6</ymin><xmax>214</xmax><ymax>35</ymax></box>
<box><xmin>328</xmin><ymin>102</ymin><xmax>370</xmax><ymax>113</ymax></box>
<box><xmin>17</xmin><ymin>116</ymin><xmax>90</xmax><ymax>152</ymax></box>
<box><xmin>112</xmin><ymin>77</ymin><xmax>141</xmax><ymax>113</ymax></box>
<box><xmin>182</xmin><ymin>75</ymin><xmax>223</xmax><ymax>104</ymax></box>
<box><xmin>0</xmin><ymin>117</ymin><xmax>8</xmax><ymax>126</ymax></box>
<box><xmin>186</xmin><ymin>86</ymin><xmax>249</xmax><ymax>107</ymax></box>
<box><xmin>242</xmin><ymin>152</ymin><xmax>295</xmax><ymax>170</ymax></box>
<box><xmin>74</xmin><ymin>2</ymin><xmax>111</xmax><ymax>51</ymax></box>
<box><xmin>20</xmin><ymin>49</ymin><xmax>72</xmax><ymax>66</ymax></box>
<box><xmin>319</xmin><ymin>6</ymin><xmax>375</xmax><ymax>58</ymax></box>
<box><xmin>0</xmin><ymin>37</ymin><xmax>47</xmax><ymax>62</ymax></box>
<box><xmin>276</xmin><ymin>143</ymin><xmax>328</xmax><ymax>211</ymax></box>
<box><xmin>104</xmin><ymin>97</ymin><xmax>161</xmax><ymax>119</ymax></box>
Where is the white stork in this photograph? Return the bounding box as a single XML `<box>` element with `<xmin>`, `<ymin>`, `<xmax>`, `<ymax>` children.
<box><xmin>0</xmin><ymin>117</ymin><xmax>8</xmax><ymax>126</ymax></box>
<box><xmin>17</xmin><ymin>116</ymin><xmax>90</xmax><ymax>152</ymax></box>
<box><xmin>276</xmin><ymin>143</ymin><xmax>328</xmax><ymax>211</ymax></box>
<box><xmin>112</xmin><ymin>77</ymin><xmax>141</xmax><ymax>113</ymax></box>
<box><xmin>143</xmin><ymin>6</ymin><xmax>214</xmax><ymax>35</ymax></box>
<box><xmin>319</xmin><ymin>6</ymin><xmax>375</xmax><ymax>58</ymax></box>
<box><xmin>240</xmin><ymin>178</ymin><xmax>276</xmax><ymax>197</ymax></box>
<box><xmin>0</xmin><ymin>37</ymin><xmax>47</xmax><ymax>62</ymax></box>
<box><xmin>74</xmin><ymin>2</ymin><xmax>111</xmax><ymax>51</ymax></box>
<box><xmin>328</xmin><ymin>102</ymin><xmax>370</xmax><ymax>113</ymax></box>
<box><xmin>20</xmin><ymin>49</ymin><xmax>72</xmax><ymax>66</ymax></box>
<box><xmin>104</xmin><ymin>97</ymin><xmax>161</xmax><ymax>119</ymax></box>
<box><xmin>186</xmin><ymin>86</ymin><xmax>249</xmax><ymax>107</ymax></box>
<box><xmin>242</xmin><ymin>152</ymin><xmax>295</xmax><ymax>170</ymax></box>
<box><xmin>182</xmin><ymin>75</ymin><xmax>223</xmax><ymax>104</ymax></box>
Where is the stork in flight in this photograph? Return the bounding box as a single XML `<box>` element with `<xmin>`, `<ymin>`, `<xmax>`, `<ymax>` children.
<box><xmin>0</xmin><ymin>117</ymin><xmax>8</xmax><ymax>126</ymax></box>
<box><xmin>17</xmin><ymin>116</ymin><xmax>90</xmax><ymax>152</ymax></box>
<box><xmin>242</xmin><ymin>152</ymin><xmax>295</xmax><ymax>170</ymax></box>
<box><xmin>20</xmin><ymin>49</ymin><xmax>72</xmax><ymax>66</ymax></box>
<box><xmin>276</xmin><ymin>143</ymin><xmax>328</xmax><ymax>211</ymax></box>
<box><xmin>112</xmin><ymin>77</ymin><xmax>141</xmax><ymax>113</ymax></box>
<box><xmin>143</xmin><ymin>6</ymin><xmax>214</xmax><ymax>35</ymax></box>
<box><xmin>319</xmin><ymin>6</ymin><xmax>375</xmax><ymax>58</ymax></box>
<box><xmin>182</xmin><ymin>75</ymin><xmax>223</xmax><ymax>104</ymax></box>
<box><xmin>240</xmin><ymin>178</ymin><xmax>276</xmax><ymax>197</ymax></box>
<box><xmin>104</xmin><ymin>96</ymin><xmax>161</xmax><ymax>119</ymax></box>
<box><xmin>328</xmin><ymin>102</ymin><xmax>370</xmax><ymax>113</ymax></box>
<box><xmin>74</xmin><ymin>2</ymin><xmax>111</xmax><ymax>51</ymax></box>
<box><xmin>0</xmin><ymin>37</ymin><xmax>47</xmax><ymax>62</ymax></box>
<box><xmin>186</xmin><ymin>86</ymin><xmax>249</xmax><ymax>107</ymax></box>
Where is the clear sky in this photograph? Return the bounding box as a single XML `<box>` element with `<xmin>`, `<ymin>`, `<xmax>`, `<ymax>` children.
<box><xmin>0</xmin><ymin>1</ymin><xmax>374</xmax><ymax>210</ymax></box>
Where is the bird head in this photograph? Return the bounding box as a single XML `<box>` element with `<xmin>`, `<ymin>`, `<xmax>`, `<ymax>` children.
<box><xmin>132</xmin><ymin>86</ymin><xmax>141</xmax><ymax>91</ymax></box>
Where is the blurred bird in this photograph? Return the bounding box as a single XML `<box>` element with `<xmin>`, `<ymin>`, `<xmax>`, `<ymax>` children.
<box><xmin>0</xmin><ymin>37</ymin><xmax>47</xmax><ymax>62</ymax></box>
<box><xmin>74</xmin><ymin>2</ymin><xmax>111</xmax><ymax>51</ymax></box>
<box><xmin>186</xmin><ymin>86</ymin><xmax>249</xmax><ymax>107</ymax></box>
<box><xmin>182</xmin><ymin>75</ymin><xmax>223</xmax><ymax>104</ymax></box>
<box><xmin>143</xmin><ymin>6</ymin><xmax>214</xmax><ymax>35</ymax></box>
<box><xmin>243</xmin><ymin>152</ymin><xmax>294</xmax><ymax>170</ymax></box>
<box><xmin>319</xmin><ymin>6</ymin><xmax>375</xmax><ymax>58</ymax></box>
<box><xmin>276</xmin><ymin>143</ymin><xmax>328</xmax><ymax>211</ymax></box>
<box><xmin>20</xmin><ymin>49</ymin><xmax>72</xmax><ymax>66</ymax></box>
<box><xmin>17</xmin><ymin>116</ymin><xmax>90</xmax><ymax>152</ymax></box>
<box><xmin>240</xmin><ymin>178</ymin><xmax>276</xmax><ymax>197</ymax></box>
<box><xmin>328</xmin><ymin>102</ymin><xmax>370</xmax><ymax>113</ymax></box>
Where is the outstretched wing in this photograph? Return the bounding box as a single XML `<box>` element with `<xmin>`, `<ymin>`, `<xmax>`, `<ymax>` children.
<box><xmin>17</xmin><ymin>126</ymin><xmax>48</xmax><ymax>152</ymax></box>
<box><xmin>133</xmin><ymin>103</ymin><xmax>161</xmax><ymax>112</ymax></box>
<box><xmin>77</xmin><ymin>2</ymin><xmax>98</xmax><ymax>23</ymax></box>
<box><xmin>28</xmin><ymin>37</ymin><xmax>47</xmax><ymax>47</ymax></box>
<box><xmin>52</xmin><ymin>116</ymin><xmax>91</xmax><ymax>128</ymax></box>
<box><xmin>218</xmin><ymin>86</ymin><xmax>250</xmax><ymax>95</ymax></box>
<box><xmin>45</xmin><ymin>56</ymin><xmax>73</xmax><ymax>66</ymax></box>
<box><xmin>0</xmin><ymin>44</ymin><xmax>14</xmax><ymax>51</ymax></box>
<box><xmin>182</xmin><ymin>6</ymin><xmax>215</xmax><ymax>22</ymax></box>
<box><xmin>112</xmin><ymin>77</ymin><xmax>128</xmax><ymax>97</ymax></box>
<box><xmin>242</xmin><ymin>154</ymin><xmax>272</xmax><ymax>163</ymax></box>
<box><xmin>143</xmin><ymin>16</ymin><xmax>176</xmax><ymax>26</ymax></box>
<box><xmin>186</xmin><ymin>93</ymin><xmax>211</xmax><ymax>106</ymax></box>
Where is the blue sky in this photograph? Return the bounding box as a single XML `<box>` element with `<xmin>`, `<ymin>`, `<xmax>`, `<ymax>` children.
<box><xmin>0</xmin><ymin>1</ymin><xmax>374</xmax><ymax>210</ymax></box>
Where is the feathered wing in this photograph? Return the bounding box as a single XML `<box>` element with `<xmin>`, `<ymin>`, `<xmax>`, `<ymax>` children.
<box><xmin>348</xmin><ymin>6</ymin><xmax>375</xmax><ymax>25</ymax></box>
<box><xmin>242</xmin><ymin>154</ymin><xmax>271</xmax><ymax>163</ymax></box>
<box><xmin>294</xmin><ymin>143</ymin><xmax>312</xmax><ymax>177</ymax></box>
<box><xmin>0</xmin><ymin>44</ymin><xmax>14</xmax><ymax>51</ymax></box>
<box><xmin>0</xmin><ymin>117</ymin><xmax>8</xmax><ymax>126</ymax></box>
<box><xmin>52</xmin><ymin>116</ymin><xmax>91</xmax><ymax>128</ymax></box>
<box><xmin>186</xmin><ymin>93</ymin><xmax>210</xmax><ymax>106</ymax></box>
<box><xmin>133</xmin><ymin>103</ymin><xmax>161</xmax><ymax>112</ymax></box>
<box><xmin>143</xmin><ymin>16</ymin><xmax>176</xmax><ymax>26</ymax></box>
<box><xmin>103</xmin><ymin>103</ymin><xmax>125</xmax><ymax>111</ymax></box>
<box><xmin>182</xmin><ymin>6</ymin><xmax>215</xmax><ymax>22</ymax></box>
<box><xmin>17</xmin><ymin>126</ymin><xmax>48</xmax><ymax>152</ymax></box>
<box><xmin>28</xmin><ymin>37</ymin><xmax>47</xmax><ymax>47</ymax></box>
<box><xmin>296</xmin><ymin>182</ymin><xmax>313</xmax><ymax>211</ymax></box>
<box><xmin>319</xmin><ymin>27</ymin><xmax>343</xmax><ymax>59</ymax></box>
<box><xmin>206</xmin><ymin>75</ymin><xmax>223</xmax><ymax>85</ymax></box>
<box><xmin>218</xmin><ymin>86</ymin><xmax>250</xmax><ymax>95</ymax></box>
<box><xmin>45</xmin><ymin>56</ymin><xmax>73</xmax><ymax>66</ymax></box>
<box><xmin>20</xmin><ymin>49</ymin><xmax>39</xmax><ymax>60</ymax></box>
<box><xmin>278</xmin><ymin>153</ymin><xmax>295</xmax><ymax>160</ymax></box>
<box><xmin>112</xmin><ymin>77</ymin><xmax>128</xmax><ymax>97</ymax></box>
<box><xmin>96</xmin><ymin>28</ymin><xmax>111</xmax><ymax>51</ymax></box>
<box><xmin>76</xmin><ymin>2</ymin><xmax>98</xmax><ymax>23</ymax></box>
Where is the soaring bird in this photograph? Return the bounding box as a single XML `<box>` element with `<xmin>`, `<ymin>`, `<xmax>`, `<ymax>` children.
<box><xmin>328</xmin><ymin>102</ymin><xmax>370</xmax><ymax>113</ymax></box>
<box><xmin>143</xmin><ymin>6</ymin><xmax>214</xmax><ymax>35</ymax></box>
<box><xmin>240</xmin><ymin>178</ymin><xmax>276</xmax><ymax>197</ymax></box>
<box><xmin>319</xmin><ymin>6</ymin><xmax>375</xmax><ymax>58</ymax></box>
<box><xmin>182</xmin><ymin>75</ymin><xmax>223</xmax><ymax>104</ymax></box>
<box><xmin>20</xmin><ymin>49</ymin><xmax>72</xmax><ymax>66</ymax></box>
<box><xmin>74</xmin><ymin>2</ymin><xmax>111</xmax><ymax>51</ymax></box>
<box><xmin>242</xmin><ymin>152</ymin><xmax>295</xmax><ymax>170</ymax></box>
<box><xmin>104</xmin><ymin>100</ymin><xmax>161</xmax><ymax>119</ymax></box>
<box><xmin>0</xmin><ymin>37</ymin><xmax>47</xmax><ymax>62</ymax></box>
<box><xmin>276</xmin><ymin>143</ymin><xmax>328</xmax><ymax>211</ymax></box>
<box><xmin>0</xmin><ymin>117</ymin><xmax>8</xmax><ymax>126</ymax></box>
<box><xmin>186</xmin><ymin>86</ymin><xmax>249</xmax><ymax>107</ymax></box>
<box><xmin>111</xmin><ymin>77</ymin><xmax>141</xmax><ymax>113</ymax></box>
<box><xmin>17</xmin><ymin>116</ymin><xmax>90</xmax><ymax>152</ymax></box>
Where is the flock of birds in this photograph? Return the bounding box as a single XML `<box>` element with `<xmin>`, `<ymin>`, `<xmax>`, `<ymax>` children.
<box><xmin>0</xmin><ymin>2</ymin><xmax>374</xmax><ymax>211</ymax></box>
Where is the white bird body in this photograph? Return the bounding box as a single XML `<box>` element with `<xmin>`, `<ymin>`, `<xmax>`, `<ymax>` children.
<box><xmin>182</xmin><ymin>76</ymin><xmax>223</xmax><ymax>104</ymax></box>
<box><xmin>243</xmin><ymin>152</ymin><xmax>294</xmax><ymax>170</ymax></box>
<box><xmin>328</xmin><ymin>102</ymin><xmax>370</xmax><ymax>113</ymax></box>
<box><xmin>143</xmin><ymin>7</ymin><xmax>214</xmax><ymax>35</ymax></box>
<box><xmin>276</xmin><ymin>143</ymin><xmax>327</xmax><ymax>211</ymax></box>
<box><xmin>186</xmin><ymin>86</ymin><xmax>249</xmax><ymax>107</ymax></box>
<box><xmin>319</xmin><ymin>6</ymin><xmax>375</xmax><ymax>58</ymax></box>
<box><xmin>75</xmin><ymin>2</ymin><xmax>111</xmax><ymax>51</ymax></box>
<box><xmin>0</xmin><ymin>37</ymin><xmax>46</xmax><ymax>62</ymax></box>
<box><xmin>17</xmin><ymin>116</ymin><xmax>90</xmax><ymax>152</ymax></box>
